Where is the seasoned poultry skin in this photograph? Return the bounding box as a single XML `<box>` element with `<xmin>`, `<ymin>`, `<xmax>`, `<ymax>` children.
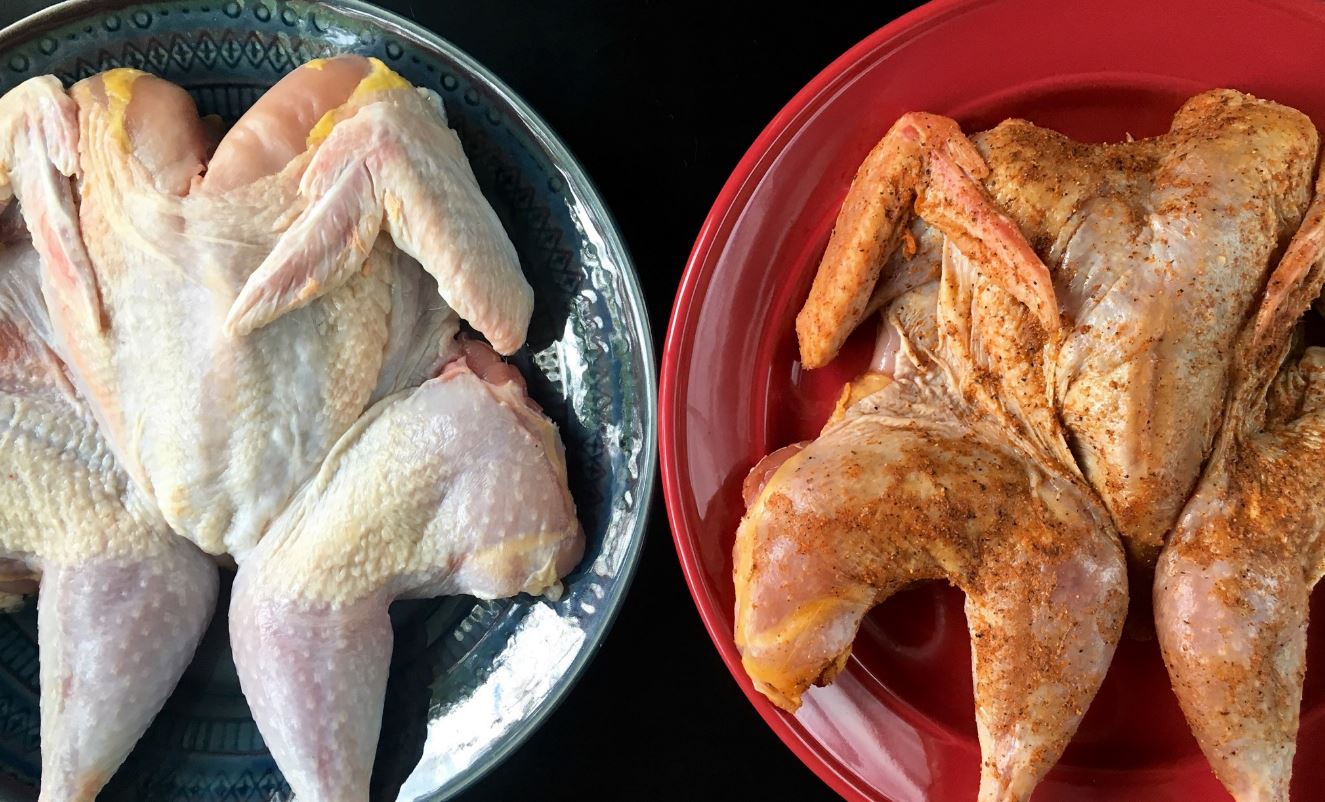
<box><xmin>980</xmin><ymin>91</ymin><xmax>1318</xmax><ymax>570</ymax></box>
<box><xmin>1156</xmin><ymin>167</ymin><xmax>1325</xmax><ymax>802</ymax></box>
<box><xmin>745</xmin><ymin>113</ymin><xmax>1128</xmax><ymax>802</ymax></box>
<box><xmin>738</xmin><ymin>392</ymin><xmax>1125</xmax><ymax>802</ymax></box>
<box><xmin>748</xmin><ymin>89</ymin><xmax>1324</xmax><ymax>801</ymax></box>
<box><xmin>799</xmin><ymin>89</ymin><xmax>1319</xmax><ymax>571</ymax></box>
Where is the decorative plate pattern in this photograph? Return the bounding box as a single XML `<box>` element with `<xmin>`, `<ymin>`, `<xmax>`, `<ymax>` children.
<box><xmin>0</xmin><ymin>2</ymin><xmax>655</xmax><ymax>800</ymax></box>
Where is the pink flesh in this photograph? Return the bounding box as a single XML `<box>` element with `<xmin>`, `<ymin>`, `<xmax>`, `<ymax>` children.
<box><xmin>872</xmin><ymin>319</ymin><xmax>903</xmax><ymax>375</ymax></box>
<box><xmin>38</xmin><ymin>548</ymin><xmax>217</xmax><ymax>802</ymax></box>
<box><xmin>438</xmin><ymin>336</ymin><xmax>541</xmax><ymax>412</ymax></box>
<box><xmin>450</xmin><ymin>335</ymin><xmax>526</xmax><ymax>387</ymax></box>
<box><xmin>121</xmin><ymin>74</ymin><xmax>210</xmax><ymax>195</ymax></box>
<box><xmin>230</xmin><ymin>583</ymin><xmax>386</xmax><ymax>802</ymax></box>
<box><xmin>3</xmin><ymin>77</ymin><xmax>102</xmax><ymax>333</ymax></box>
<box><xmin>743</xmin><ymin>442</ymin><xmax>808</xmax><ymax>507</ymax></box>
<box><xmin>203</xmin><ymin>55</ymin><xmax>372</xmax><ymax>191</ymax></box>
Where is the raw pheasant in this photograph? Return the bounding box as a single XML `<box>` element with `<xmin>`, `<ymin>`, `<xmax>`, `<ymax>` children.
<box><xmin>206</xmin><ymin>61</ymin><xmax>582</xmax><ymax>800</ymax></box>
<box><xmin>232</xmin><ymin>337</ymin><xmax>582</xmax><ymax>800</ymax></box>
<box><xmin>1156</xmin><ymin>169</ymin><xmax>1325</xmax><ymax>802</ymax></box>
<box><xmin>40</xmin><ymin>55</ymin><xmax>523</xmax><ymax>558</ymax></box>
<box><xmin>739</xmin><ymin>113</ymin><xmax>1128</xmax><ymax>802</ymax></box>
<box><xmin>743</xmin><ymin>90</ymin><xmax>1322</xmax><ymax>801</ymax></box>
<box><xmin>0</xmin><ymin>140</ymin><xmax>215</xmax><ymax>802</ymax></box>
<box><xmin>0</xmin><ymin>55</ymin><xmax>583</xmax><ymax>800</ymax></box>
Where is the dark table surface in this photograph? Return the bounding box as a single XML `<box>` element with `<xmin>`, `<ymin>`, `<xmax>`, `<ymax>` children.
<box><xmin>0</xmin><ymin>1</ymin><xmax>928</xmax><ymax>799</ymax></box>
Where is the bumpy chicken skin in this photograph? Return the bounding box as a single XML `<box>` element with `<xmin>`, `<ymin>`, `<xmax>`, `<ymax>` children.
<box><xmin>43</xmin><ymin>59</ymin><xmax>524</xmax><ymax>556</ymax></box>
<box><xmin>231</xmin><ymin>339</ymin><xmax>582</xmax><ymax>802</ymax></box>
<box><xmin>222</xmin><ymin>57</ymin><xmax>533</xmax><ymax>354</ymax></box>
<box><xmin>0</xmin><ymin>217</ymin><xmax>216</xmax><ymax>802</ymax></box>
<box><xmin>0</xmin><ymin>57</ymin><xmax>580</xmax><ymax>801</ymax></box>
<box><xmin>56</xmin><ymin>66</ymin><xmax>412</xmax><ymax>556</ymax></box>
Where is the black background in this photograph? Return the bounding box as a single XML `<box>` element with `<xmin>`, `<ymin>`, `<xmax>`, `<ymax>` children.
<box><xmin>0</xmin><ymin>1</ymin><xmax>928</xmax><ymax>799</ymax></box>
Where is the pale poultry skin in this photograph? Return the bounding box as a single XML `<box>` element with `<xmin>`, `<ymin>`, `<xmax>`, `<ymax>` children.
<box><xmin>43</xmin><ymin>56</ymin><xmax>529</xmax><ymax>557</ymax></box>
<box><xmin>0</xmin><ymin>213</ymin><xmax>216</xmax><ymax>802</ymax></box>
<box><xmin>223</xmin><ymin>59</ymin><xmax>533</xmax><ymax>350</ymax></box>
<box><xmin>232</xmin><ymin>339</ymin><xmax>582</xmax><ymax>800</ymax></box>
<box><xmin>0</xmin><ymin>55</ymin><xmax>582</xmax><ymax>802</ymax></box>
<box><xmin>744</xmin><ymin>90</ymin><xmax>1323</xmax><ymax>802</ymax></box>
<box><xmin>208</xmin><ymin>65</ymin><xmax>580</xmax><ymax>802</ymax></box>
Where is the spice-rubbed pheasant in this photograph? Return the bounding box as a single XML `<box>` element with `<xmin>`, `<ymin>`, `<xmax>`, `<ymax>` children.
<box><xmin>1156</xmin><ymin>167</ymin><xmax>1325</xmax><ymax>802</ymax></box>
<box><xmin>739</xmin><ymin>111</ymin><xmax>1128</xmax><ymax>802</ymax></box>
<box><xmin>740</xmin><ymin>89</ymin><xmax>1323</xmax><ymax>801</ymax></box>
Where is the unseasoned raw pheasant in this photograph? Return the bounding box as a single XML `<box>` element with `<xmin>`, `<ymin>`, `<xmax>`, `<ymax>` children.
<box><xmin>0</xmin><ymin>205</ymin><xmax>215</xmax><ymax>802</ymax></box>
<box><xmin>0</xmin><ymin>55</ymin><xmax>582</xmax><ymax>801</ymax></box>
<box><xmin>232</xmin><ymin>338</ymin><xmax>582</xmax><ymax>800</ymax></box>
<box><xmin>41</xmin><ymin>55</ymin><xmax>525</xmax><ymax>558</ymax></box>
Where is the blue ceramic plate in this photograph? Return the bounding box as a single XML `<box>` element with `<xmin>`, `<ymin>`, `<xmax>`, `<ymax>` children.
<box><xmin>0</xmin><ymin>2</ymin><xmax>654</xmax><ymax>799</ymax></box>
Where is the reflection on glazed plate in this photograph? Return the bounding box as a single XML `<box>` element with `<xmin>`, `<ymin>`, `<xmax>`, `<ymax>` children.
<box><xmin>661</xmin><ymin>0</ymin><xmax>1325</xmax><ymax>800</ymax></box>
<box><xmin>399</xmin><ymin>604</ymin><xmax>586</xmax><ymax>797</ymax></box>
<box><xmin>0</xmin><ymin>1</ymin><xmax>655</xmax><ymax>800</ymax></box>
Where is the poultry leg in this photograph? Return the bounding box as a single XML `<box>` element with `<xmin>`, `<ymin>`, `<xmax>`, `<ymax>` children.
<box><xmin>0</xmin><ymin>225</ymin><xmax>216</xmax><ymax>802</ymax></box>
<box><xmin>230</xmin><ymin>338</ymin><xmax>582</xmax><ymax>802</ymax></box>
<box><xmin>1156</xmin><ymin>169</ymin><xmax>1325</xmax><ymax>802</ymax></box>
<box><xmin>741</xmin><ymin>111</ymin><xmax>1126</xmax><ymax>802</ymax></box>
<box><xmin>1156</xmin><ymin>346</ymin><xmax>1325</xmax><ymax>802</ymax></box>
<box><xmin>738</xmin><ymin>396</ymin><xmax>1124</xmax><ymax>802</ymax></box>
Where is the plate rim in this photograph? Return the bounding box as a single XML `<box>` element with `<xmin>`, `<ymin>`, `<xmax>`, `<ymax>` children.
<box><xmin>659</xmin><ymin>0</ymin><xmax>1325</xmax><ymax>799</ymax></box>
<box><xmin>660</xmin><ymin>4</ymin><xmax>973</xmax><ymax>798</ymax></box>
<box><xmin>0</xmin><ymin>1</ymin><xmax>659</xmax><ymax>800</ymax></box>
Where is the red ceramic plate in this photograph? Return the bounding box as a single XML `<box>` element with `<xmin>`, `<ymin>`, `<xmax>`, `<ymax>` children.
<box><xmin>660</xmin><ymin>0</ymin><xmax>1325</xmax><ymax>799</ymax></box>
